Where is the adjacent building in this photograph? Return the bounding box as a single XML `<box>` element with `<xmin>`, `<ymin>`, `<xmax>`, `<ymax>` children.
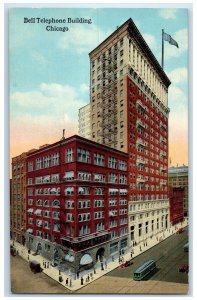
<box><xmin>25</xmin><ymin>135</ymin><xmax>129</xmax><ymax>272</ymax></box>
<box><xmin>168</xmin><ymin>166</ymin><xmax>188</xmax><ymax>217</ymax></box>
<box><xmin>78</xmin><ymin>104</ymin><xmax>91</xmax><ymax>138</ymax></box>
<box><xmin>169</xmin><ymin>186</ymin><xmax>184</xmax><ymax>225</ymax></box>
<box><xmin>11</xmin><ymin>153</ymin><xmax>28</xmax><ymax>244</ymax></box>
<box><xmin>88</xmin><ymin>18</ymin><xmax>171</xmax><ymax>244</ymax></box>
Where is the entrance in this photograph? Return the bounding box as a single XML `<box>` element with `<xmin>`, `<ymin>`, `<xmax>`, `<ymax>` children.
<box><xmin>96</xmin><ymin>247</ymin><xmax>105</xmax><ymax>262</ymax></box>
<box><xmin>36</xmin><ymin>242</ymin><xmax>42</xmax><ymax>255</ymax></box>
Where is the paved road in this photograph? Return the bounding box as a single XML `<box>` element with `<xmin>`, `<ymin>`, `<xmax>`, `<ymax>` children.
<box><xmin>10</xmin><ymin>228</ymin><xmax>189</xmax><ymax>295</ymax></box>
<box><xmin>107</xmin><ymin>226</ymin><xmax>189</xmax><ymax>284</ymax></box>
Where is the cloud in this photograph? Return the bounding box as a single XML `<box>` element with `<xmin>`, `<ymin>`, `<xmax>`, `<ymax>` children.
<box><xmin>10</xmin><ymin>82</ymin><xmax>89</xmax><ymax>157</ymax></box>
<box><xmin>158</xmin><ymin>9</ymin><xmax>178</xmax><ymax>20</ymax></box>
<box><xmin>143</xmin><ymin>33</ymin><xmax>156</xmax><ymax>50</ymax></box>
<box><xmin>164</xmin><ymin>28</ymin><xmax>188</xmax><ymax>60</ymax></box>
<box><xmin>167</xmin><ymin>68</ymin><xmax>188</xmax><ymax>84</ymax></box>
<box><xmin>168</xmin><ymin>85</ymin><xmax>187</xmax><ymax>105</ymax></box>
<box><xmin>80</xmin><ymin>83</ymin><xmax>89</xmax><ymax>93</ymax></box>
<box><xmin>58</xmin><ymin>23</ymin><xmax>112</xmax><ymax>54</ymax></box>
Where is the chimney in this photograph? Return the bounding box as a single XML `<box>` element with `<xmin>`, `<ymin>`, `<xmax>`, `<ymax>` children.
<box><xmin>61</xmin><ymin>129</ymin><xmax>65</xmax><ymax>140</ymax></box>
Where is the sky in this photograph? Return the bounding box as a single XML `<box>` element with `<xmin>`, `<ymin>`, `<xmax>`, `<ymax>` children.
<box><xmin>9</xmin><ymin>7</ymin><xmax>189</xmax><ymax>167</ymax></box>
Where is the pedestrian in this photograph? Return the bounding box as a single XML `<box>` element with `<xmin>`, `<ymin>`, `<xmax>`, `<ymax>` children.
<box><xmin>47</xmin><ymin>262</ymin><xmax>49</xmax><ymax>268</ymax></box>
<box><xmin>112</xmin><ymin>256</ymin><xmax>114</xmax><ymax>262</ymax></box>
<box><xmin>65</xmin><ymin>278</ymin><xmax>69</xmax><ymax>286</ymax></box>
<box><xmin>130</xmin><ymin>252</ymin><xmax>133</xmax><ymax>259</ymax></box>
<box><xmin>94</xmin><ymin>267</ymin><xmax>96</xmax><ymax>274</ymax></box>
<box><xmin>59</xmin><ymin>269</ymin><xmax>61</xmax><ymax>275</ymax></box>
<box><xmin>27</xmin><ymin>255</ymin><xmax>29</xmax><ymax>261</ymax></box>
<box><xmin>140</xmin><ymin>246</ymin><xmax>142</xmax><ymax>251</ymax></box>
<box><xmin>105</xmin><ymin>261</ymin><xmax>107</xmax><ymax>268</ymax></box>
<box><xmin>81</xmin><ymin>277</ymin><xmax>84</xmax><ymax>285</ymax></box>
<box><xmin>87</xmin><ymin>274</ymin><xmax>90</xmax><ymax>282</ymax></box>
<box><xmin>44</xmin><ymin>262</ymin><xmax>47</xmax><ymax>268</ymax></box>
<box><xmin>69</xmin><ymin>279</ymin><xmax>72</xmax><ymax>287</ymax></box>
<box><xmin>76</xmin><ymin>271</ymin><xmax>79</xmax><ymax>279</ymax></box>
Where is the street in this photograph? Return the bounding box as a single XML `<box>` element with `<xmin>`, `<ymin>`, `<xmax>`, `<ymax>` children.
<box><xmin>10</xmin><ymin>227</ymin><xmax>189</xmax><ymax>294</ymax></box>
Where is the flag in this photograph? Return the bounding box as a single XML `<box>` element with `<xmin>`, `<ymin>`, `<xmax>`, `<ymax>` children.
<box><xmin>163</xmin><ymin>32</ymin><xmax>179</xmax><ymax>48</ymax></box>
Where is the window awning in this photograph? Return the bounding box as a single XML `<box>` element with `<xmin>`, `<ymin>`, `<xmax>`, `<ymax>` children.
<box><xmin>64</xmin><ymin>171</ymin><xmax>74</xmax><ymax>178</ymax></box>
<box><xmin>94</xmin><ymin>174</ymin><xmax>100</xmax><ymax>180</ymax></box>
<box><xmin>109</xmin><ymin>211</ymin><xmax>115</xmax><ymax>217</ymax></box>
<box><xmin>65</xmin><ymin>187</ymin><xmax>74</xmax><ymax>192</ymax></box>
<box><xmin>37</xmin><ymin>220</ymin><xmax>42</xmax><ymax>225</ymax></box>
<box><xmin>35</xmin><ymin>209</ymin><xmax>42</xmax><ymax>215</ymax></box>
<box><xmin>65</xmin><ymin>254</ymin><xmax>74</xmax><ymax>262</ymax></box>
<box><xmin>43</xmin><ymin>175</ymin><xmax>50</xmax><ymax>182</ymax></box>
<box><xmin>109</xmin><ymin>188</ymin><xmax>118</xmax><ymax>193</ymax></box>
<box><xmin>28</xmin><ymin>208</ymin><xmax>33</xmax><ymax>213</ymax></box>
<box><xmin>26</xmin><ymin>228</ymin><xmax>33</xmax><ymax>234</ymax></box>
<box><xmin>78</xmin><ymin>187</ymin><xmax>84</xmax><ymax>192</ymax></box>
<box><xmin>51</xmin><ymin>188</ymin><xmax>57</xmax><ymax>193</ymax></box>
<box><xmin>120</xmin><ymin>189</ymin><xmax>127</xmax><ymax>193</ymax></box>
<box><xmin>80</xmin><ymin>254</ymin><xmax>93</xmax><ymax>265</ymax></box>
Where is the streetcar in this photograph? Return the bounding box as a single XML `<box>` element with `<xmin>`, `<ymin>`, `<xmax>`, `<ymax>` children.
<box><xmin>133</xmin><ymin>260</ymin><xmax>156</xmax><ymax>281</ymax></box>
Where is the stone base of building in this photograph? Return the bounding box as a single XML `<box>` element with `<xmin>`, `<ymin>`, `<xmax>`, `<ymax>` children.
<box><xmin>25</xmin><ymin>234</ymin><xmax>128</xmax><ymax>273</ymax></box>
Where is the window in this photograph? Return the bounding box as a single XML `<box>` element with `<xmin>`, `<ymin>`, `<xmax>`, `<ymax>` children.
<box><xmin>94</xmin><ymin>173</ymin><xmax>105</xmax><ymax>182</ymax></box>
<box><xmin>36</xmin><ymin>158</ymin><xmax>42</xmax><ymax>170</ymax></box>
<box><xmin>66</xmin><ymin>148</ymin><xmax>73</xmax><ymax>163</ymax></box>
<box><xmin>28</xmin><ymin>161</ymin><xmax>33</xmax><ymax>172</ymax></box>
<box><xmin>52</xmin><ymin>200</ymin><xmax>60</xmax><ymax>207</ymax></box>
<box><xmin>28</xmin><ymin>178</ymin><xmax>33</xmax><ymax>185</ymax></box>
<box><xmin>119</xmin><ymin>160</ymin><xmax>127</xmax><ymax>171</ymax></box>
<box><xmin>94</xmin><ymin>153</ymin><xmax>105</xmax><ymax>166</ymax></box>
<box><xmin>109</xmin><ymin>173</ymin><xmax>118</xmax><ymax>183</ymax></box>
<box><xmin>108</xmin><ymin>157</ymin><xmax>117</xmax><ymax>169</ymax></box>
<box><xmin>94</xmin><ymin>188</ymin><xmax>104</xmax><ymax>195</ymax></box>
<box><xmin>78</xmin><ymin>172</ymin><xmax>91</xmax><ymax>181</ymax></box>
<box><xmin>77</xmin><ymin>148</ymin><xmax>90</xmax><ymax>163</ymax></box>
<box><xmin>44</xmin><ymin>200</ymin><xmax>50</xmax><ymax>207</ymax></box>
<box><xmin>43</xmin><ymin>155</ymin><xmax>50</xmax><ymax>168</ymax></box>
<box><xmin>51</xmin><ymin>153</ymin><xmax>59</xmax><ymax>166</ymax></box>
<box><xmin>52</xmin><ymin>211</ymin><xmax>60</xmax><ymax>219</ymax></box>
<box><xmin>51</xmin><ymin>174</ymin><xmax>59</xmax><ymax>183</ymax></box>
<box><xmin>78</xmin><ymin>187</ymin><xmax>90</xmax><ymax>195</ymax></box>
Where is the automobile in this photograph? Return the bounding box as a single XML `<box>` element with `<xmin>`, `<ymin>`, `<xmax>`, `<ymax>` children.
<box><xmin>10</xmin><ymin>245</ymin><xmax>16</xmax><ymax>256</ymax></box>
<box><xmin>176</xmin><ymin>228</ymin><xmax>184</xmax><ymax>234</ymax></box>
<box><xmin>120</xmin><ymin>260</ymin><xmax>133</xmax><ymax>268</ymax></box>
<box><xmin>29</xmin><ymin>260</ymin><xmax>41</xmax><ymax>273</ymax></box>
<box><xmin>179</xmin><ymin>264</ymin><xmax>189</xmax><ymax>273</ymax></box>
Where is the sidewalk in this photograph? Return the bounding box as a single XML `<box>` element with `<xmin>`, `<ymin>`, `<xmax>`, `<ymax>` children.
<box><xmin>11</xmin><ymin>219</ymin><xmax>188</xmax><ymax>292</ymax></box>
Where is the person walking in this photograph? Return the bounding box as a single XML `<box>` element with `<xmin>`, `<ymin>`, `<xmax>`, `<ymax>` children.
<box><xmin>65</xmin><ymin>278</ymin><xmax>69</xmax><ymax>286</ymax></box>
<box><xmin>47</xmin><ymin>262</ymin><xmax>49</xmax><ymax>268</ymax></box>
<box><xmin>81</xmin><ymin>277</ymin><xmax>84</xmax><ymax>285</ymax></box>
<box><xmin>130</xmin><ymin>252</ymin><xmax>133</xmax><ymax>259</ymax></box>
<box><xmin>27</xmin><ymin>255</ymin><xmax>29</xmax><ymax>261</ymax></box>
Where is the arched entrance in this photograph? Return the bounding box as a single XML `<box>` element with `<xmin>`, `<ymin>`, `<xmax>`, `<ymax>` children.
<box><xmin>96</xmin><ymin>247</ymin><xmax>105</xmax><ymax>262</ymax></box>
<box><xmin>36</xmin><ymin>242</ymin><xmax>42</xmax><ymax>255</ymax></box>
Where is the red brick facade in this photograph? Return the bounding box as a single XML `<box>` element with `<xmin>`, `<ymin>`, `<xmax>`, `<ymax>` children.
<box><xmin>25</xmin><ymin>135</ymin><xmax>128</xmax><ymax>270</ymax></box>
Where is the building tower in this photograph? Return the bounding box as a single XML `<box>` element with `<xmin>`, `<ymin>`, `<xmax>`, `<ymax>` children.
<box><xmin>89</xmin><ymin>18</ymin><xmax>171</xmax><ymax>244</ymax></box>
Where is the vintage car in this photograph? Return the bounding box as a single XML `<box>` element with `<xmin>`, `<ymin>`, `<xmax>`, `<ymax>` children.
<box><xmin>120</xmin><ymin>260</ymin><xmax>133</xmax><ymax>268</ymax></box>
<box><xmin>176</xmin><ymin>228</ymin><xmax>184</xmax><ymax>234</ymax></box>
<box><xmin>179</xmin><ymin>264</ymin><xmax>189</xmax><ymax>273</ymax></box>
<box><xmin>29</xmin><ymin>260</ymin><xmax>41</xmax><ymax>273</ymax></box>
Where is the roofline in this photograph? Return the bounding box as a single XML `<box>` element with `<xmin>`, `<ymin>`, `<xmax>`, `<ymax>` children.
<box><xmin>26</xmin><ymin>134</ymin><xmax>129</xmax><ymax>158</ymax></box>
<box><xmin>89</xmin><ymin>18</ymin><xmax>171</xmax><ymax>87</ymax></box>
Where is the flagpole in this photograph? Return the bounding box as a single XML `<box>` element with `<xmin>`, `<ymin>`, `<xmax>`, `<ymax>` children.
<box><xmin>162</xmin><ymin>29</ymin><xmax>164</xmax><ymax>69</ymax></box>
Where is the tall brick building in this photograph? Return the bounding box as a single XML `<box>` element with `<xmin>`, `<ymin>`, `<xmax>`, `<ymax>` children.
<box><xmin>11</xmin><ymin>153</ymin><xmax>28</xmax><ymax>244</ymax></box>
<box><xmin>88</xmin><ymin>18</ymin><xmax>171</xmax><ymax>244</ymax></box>
<box><xmin>25</xmin><ymin>135</ymin><xmax>128</xmax><ymax>272</ymax></box>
